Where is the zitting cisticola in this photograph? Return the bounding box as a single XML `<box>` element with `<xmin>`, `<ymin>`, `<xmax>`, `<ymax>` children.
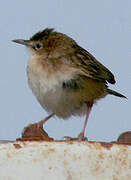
<box><xmin>13</xmin><ymin>28</ymin><xmax>126</xmax><ymax>140</ymax></box>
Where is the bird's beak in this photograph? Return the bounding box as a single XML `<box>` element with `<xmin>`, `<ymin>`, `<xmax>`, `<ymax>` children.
<box><xmin>12</xmin><ymin>39</ymin><xmax>32</xmax><ymax>47</ymax></box>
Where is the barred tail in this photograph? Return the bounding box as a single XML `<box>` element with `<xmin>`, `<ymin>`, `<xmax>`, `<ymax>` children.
<box><xmin>107</xmin><ymin>89</ymin><xmax>127</xmax><ymax>98</ymax></box>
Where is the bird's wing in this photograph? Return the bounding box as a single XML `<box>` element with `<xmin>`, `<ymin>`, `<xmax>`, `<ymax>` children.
<box><xmin>70</xmin><ymin>44</ymin><xmax>116</xmax><ymax>84</ymax></box>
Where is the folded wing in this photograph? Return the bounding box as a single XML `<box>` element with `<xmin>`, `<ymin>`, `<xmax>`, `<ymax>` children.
<box><xmin>71</xmin><ymin>44</ymin><xmax>116</xmax><ymax>84</ymax></box>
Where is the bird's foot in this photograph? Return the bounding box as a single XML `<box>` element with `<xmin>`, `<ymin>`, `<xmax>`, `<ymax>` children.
<box><xmin>63</xmin><ymin>136</ymin><xmax>78</xmax><ymax>141</ymax></box>
<box><xmin>77</xmin><ymin>132</ymin><xmax>88</xmax><ymax>141</ymax></box>
<box><xmin>63</xmin><ymin>133</ymin><xmax>88</xmax><ymax>141</ymax></box>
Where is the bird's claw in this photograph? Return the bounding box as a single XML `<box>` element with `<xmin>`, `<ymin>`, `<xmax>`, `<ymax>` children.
<box><xmin>63</xmin><ymin>135</ymin><xmax>88</xmax><ymax>141</ymax></box>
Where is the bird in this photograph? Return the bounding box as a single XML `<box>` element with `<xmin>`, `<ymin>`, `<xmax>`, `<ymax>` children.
<box><xmin>12</xmin><ymin>28</ymin><xmax>126</xmax><ymax>140</ymax></box>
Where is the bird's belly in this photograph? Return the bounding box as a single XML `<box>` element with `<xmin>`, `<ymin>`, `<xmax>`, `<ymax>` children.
<box><xmin>27</xmin><ymin>64</ymin><xmax>87</xmax><ymax>118</ymax></box>
<box><xmin>27</xmin><ymin>60</ymin><xmax>107</xmax><ymax>118</ymax></box>
<box><xmin>28</xmin><ymin>74</ymin><xmax>87</xmax><ymax>118</ymax></box>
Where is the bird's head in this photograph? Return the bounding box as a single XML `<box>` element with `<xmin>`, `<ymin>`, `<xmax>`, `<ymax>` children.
<box><xmin>12</xmin><ymin>28</ymin><xmax>56</xmax><ymax>55</ymax></box>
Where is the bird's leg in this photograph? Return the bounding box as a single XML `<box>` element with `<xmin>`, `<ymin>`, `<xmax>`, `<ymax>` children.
<box><xmin>78</xmin><ymin>102</ymin><xmax>93</xmax><ymax>140</ymax></box>
<box><xmin>64</xmin><ymin>102</ymin><xmax>93</xmax><ymax>141</ymax></box>
<box><xmin>37</xmin><ymin>113</ymin><xmax>55</xmax><ymax>128</ymax></box>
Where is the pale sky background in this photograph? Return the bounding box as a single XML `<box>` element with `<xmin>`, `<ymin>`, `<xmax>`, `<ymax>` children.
<box><xmin>0</xmin><ymin>0</ymin><xmax>130</xmax><ymax>142</ymax></box>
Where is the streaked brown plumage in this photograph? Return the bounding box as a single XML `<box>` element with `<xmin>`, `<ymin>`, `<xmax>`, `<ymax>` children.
<box><xmin>13</xmin><ymin>28</ymin><xmax>126</xmax><ymax>140</ymax></box>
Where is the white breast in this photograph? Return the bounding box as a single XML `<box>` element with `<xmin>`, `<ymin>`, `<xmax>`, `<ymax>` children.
<box><xmin>27</xmin><ymin>55</ymin><xmax>86</xmax><ymax>118</ymax></box>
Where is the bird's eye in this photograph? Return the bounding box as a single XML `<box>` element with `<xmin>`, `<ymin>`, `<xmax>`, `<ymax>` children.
<box><xmin>33</xmin><ymin>42</ymin><xmax>43</xmax><ymax>50</ymax></box>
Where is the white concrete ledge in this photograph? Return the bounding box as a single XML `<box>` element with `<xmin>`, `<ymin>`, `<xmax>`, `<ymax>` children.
<box><xmin>0</xmin><ymin>141</ymin><xmax>130</xmax><ymax>180</ymax></box>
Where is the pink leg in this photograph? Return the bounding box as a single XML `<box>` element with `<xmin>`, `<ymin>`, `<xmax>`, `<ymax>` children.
<box><xmin>37</xmin><ymin>113</ymin><xmax>55</xmax><ymax>128</ymax></box>
<box><xmin>78</xmin><ymin>103</ymin><xmax>93</xmax><ymax>140</ymax></box>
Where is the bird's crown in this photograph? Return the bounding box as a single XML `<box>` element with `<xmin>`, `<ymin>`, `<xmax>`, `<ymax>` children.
<box><xmin>30</xmin><ymin>28</ymin><xmax>55</xmax><ymax>41</ymax></box>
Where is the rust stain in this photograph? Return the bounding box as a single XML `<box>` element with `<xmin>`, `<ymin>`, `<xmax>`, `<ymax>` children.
<box><xmin>21</xmin><ymin>141</ymin><xmax>27</xmax><ymax>147</ymax></box>
<box><xmin>64</xmin><ymin>149</ymin><xmax>68</xmax><ymax>153</ymax></box>
<box><xmin>7</xmin><ymin>153</ymin><xmax>12</xmax><ymax>158</ymax></box>
<box><xmin>113</xmin><ymin>176</ymin><xmax>118</xmax><ymax>180</ymax></box>
<box><xmin>87</xmin><ymin>141</ymin><xmax>114</xmax><ymax>150</ymax></box>
<box><xmin>13</xmin><ymin>143</ymin><xmax>22</xmax><ymax>149</ymax></box>
<box><xmin>66</xmin><ymin>141</ymin><xmax>73</xmax><ymax>145</ymax></box>
<box><xmin>49</xmin><ymin>148</ymin><xmax>55</xmax><ymax>152</ymax></box>
<box><xmin>94</xmin><ymin>165</ymin><xmax>100</xmax><ymax>172</ymax></box>
<box><xmin>98</xmin><ymin>152</ymin><xmax>104</xmax><ymax>160</ymax></box>
<box><xmin>100</xmin><ymin>142</ymin><xmax>113</xmax><ymax>150</ymax></box>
